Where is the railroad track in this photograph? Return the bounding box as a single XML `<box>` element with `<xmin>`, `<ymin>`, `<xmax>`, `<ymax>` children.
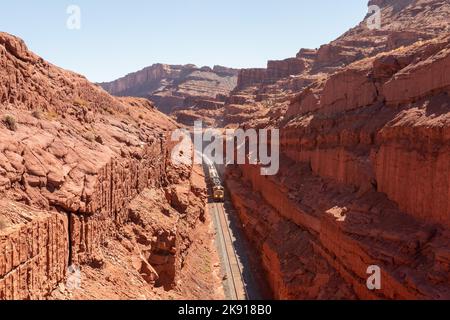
<box><xmin>210</xmin><ymin>201</ymin><xmax>247</xmax><ymax>300</ymax></box>
<box><xmin>202</xmin><ymin>153</ymin><xmax>248</xmax><ymax>300</ymax></box>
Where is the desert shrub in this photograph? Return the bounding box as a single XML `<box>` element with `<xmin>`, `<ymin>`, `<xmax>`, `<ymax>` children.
<box><xmin>32</xmin><ymin>110</ymin><xmax>42</xmax><ymax>119</ymax></box>
<box><xmin>73</xmin><ymin>97</ymin><xmax>88</xmax><ymax>107</ymax></box>
<box><xmin>45</xmin><ymin>111</ymin><xmax>59</xmax><ymax>120</ymax></box>
<box><xmin>3</xmin><ymin>114</ymin><xmax>17</xmax><ymax>131</ymax></box>
<box><xmin>106</xmin><ymin>108</ymin><xmax>114</xmax><ymax>115</ymax></box>
<box><xmin>83</xmin><ymin>131</ymin><xmax>95</xmax><ymax>142</ymax></box>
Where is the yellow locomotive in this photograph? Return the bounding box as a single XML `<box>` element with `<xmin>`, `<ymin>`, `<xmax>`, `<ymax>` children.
<box><xmin>209</xmin><ymin>165</ymin><xmax>225</xmax><ymax>202</ymax></box>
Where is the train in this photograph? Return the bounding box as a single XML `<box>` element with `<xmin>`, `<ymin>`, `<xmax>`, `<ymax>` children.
<box><xmin>208</xmin><ymin>165</ymin><xmax>225</xmax><ymax>202</ymax></box>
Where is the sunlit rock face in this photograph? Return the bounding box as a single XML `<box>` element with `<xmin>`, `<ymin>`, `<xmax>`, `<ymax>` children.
<box><xmin>100</xmin><ymin>64</ymin><xmax>238</xmax><ymax>116</ymax></box>
<box><xmin>225</xmin><ymin>0</ymin><xmax>450</xmax><ymax>299</ymax></box>
<box><xmin>0</xmin><ymin>32</ymin><xmax>216</xmax><ymax>300</ymax></box>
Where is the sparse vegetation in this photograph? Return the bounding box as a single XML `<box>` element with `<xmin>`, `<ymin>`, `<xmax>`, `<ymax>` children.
<box><xmin>263</xmin><ymin>99</ymin><xmax>275</xmax><ymax>108</ymax></box>
<box><xmin>106</xmin><ymin>107</ymin><xmax>114</xmax><ymax>115</ymax></box>
<box><xmin>3</xmin><ymin>114</ymin><xmax>17</xmax><ymax>131</ymax></box>
<box><xmin>83</xmin><ymin>131</ymin><xmax>95</xmax><ymax>142</ymax></box>
<box><xmin>31</xmin><ymin>110</ymin><xmax>42</xmax><ymax>119</ymax></box>
<box><xmin>199</xmin><ymin>252</ymin><xmax>212</xmax><ymax>274</ymax></box>
<box><xmin>45</xmin><ymin>111</ymin><xmax>59</xmax><ymax>120</ymax></box>
<box><xmin>73</xmin><ymin>97</ymin><xmax>88</xmax><ymax>107</ymax></box>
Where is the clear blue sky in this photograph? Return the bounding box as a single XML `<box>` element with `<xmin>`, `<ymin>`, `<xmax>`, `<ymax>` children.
<box><xmin>0</xmin><ymin>1</ymin><xmax>369</xmax><ymax>83</ymax></box>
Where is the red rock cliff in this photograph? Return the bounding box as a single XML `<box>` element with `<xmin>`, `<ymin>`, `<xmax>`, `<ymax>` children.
<box><xmin>225</xmin><ymin>0</ymin><xmax>450</xmax><ymax>300</ymax></box>
<box><xmin>100</xmin><ymin>64</ymin><xmax>238</xmax><ymax>115</ymax></box>
<box><xmin>0</xmin><ymin>32</ymin><xmax>218</xmax><ymax>300</ymax></box>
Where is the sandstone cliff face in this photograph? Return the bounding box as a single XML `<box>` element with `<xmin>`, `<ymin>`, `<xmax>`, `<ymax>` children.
<box><xmin>225</xmin><ymin>0</ymin><xmax>450</xmax><ymax>128</ymax></box>
<box><xmin>0</xmin><ymin>32</ymin><xmax>220</xmax><ymax>300</ymax></box>
<box><xmin>225</xmin><ymin>0</ymin><xmax>450</xmax><ymax>300</ymax></box>
<box><xmin>237</xmin><ymin>58</ymin><xmax>308</xmax><ymax>89</ymax></box>
<box><xmin>227</xmin><ymin>159</ymin><xmax>450</xmax><ymax>299</ymax></box>
<box><xmin>284</xmin><ymin>35</ymin><xmax>450</xmax><ymax>227</ymax></box>
<box><xmin>0</xmin><ymin>201</ymin><xmax>68</xmax><ymax>300</ymax></box>
<box><xmin>100</xmin><ymin>63</ymin><xmax>177</xmax><ymax>97</ymax></box>
<box><xmin>100</xmin><ymin>64</ymin><xmax>238</xmax><ymax>116</ymax></box>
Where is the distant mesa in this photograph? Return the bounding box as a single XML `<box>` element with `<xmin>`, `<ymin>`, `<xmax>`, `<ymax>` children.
<box><xmin>99</xmin><ymin>64</ymin><xmax>239</xmax><ymax>115</ymax></box>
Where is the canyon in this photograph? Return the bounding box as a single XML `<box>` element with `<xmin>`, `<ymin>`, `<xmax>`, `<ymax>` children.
<box><xmin>0</xmin><ymin>32</ymin><xmax>223</xmax><ymax>300</ymax></box>
<box><xmin>2</xmin><ymin>0</ymin><xmax>450</xmax><ymax>301</ymax></box>
<box><xmin>222</xmin><ymin>0</ymin><xmax>450</xmax><ymax>299</ymax></box>
<box><xmin>100</xmin><ymin>64</ymin><xmax>238</xmax><ymax>126</ymax></box>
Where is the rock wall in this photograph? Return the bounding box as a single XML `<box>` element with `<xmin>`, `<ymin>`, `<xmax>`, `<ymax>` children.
<box><xmin>69</xmin><ymin>140</ymin><xmax>168</xmax><ymax>265</ymax></box>
<box><xmin>382</xmin><ymin>47</ymin><xmax>450</xmax><ymax>106</ymax></box>
<box><xmin>0</xmin><ymin>202</ymin><xmax>68</xmax><ymax>300</ymax></box>
<box><xmin>226</xmin><ymin>175</ymin><xmax>355</xmax><ymax>300</ymax></box>
<box><xmin>267</xmin><ymin>58</ymin><xmax>307</xmax><ymax>80</ymax></box>
<box><xmin>237</xmin><ymin>58</ymin><xmax>308</xmax><ymax>89</ymax></box>
<box><xmin>283</xmin><ymin>36</ymin><xmax>450</xmax><ymax>228</ymax></box>
<box><xmin>237</xmin><ymin>68</ymin><xmax>268</xmax><ymax>89</ymax></box>
<box><xmin>100</xmin><ymin>64</ymin><xmax>238</xmax><ymax>115</ymax></box>
<box><xmin>375</xmin><ymin>122</ymin><xmax>450</xmax><ymax>227</ymax></box>
<box><xmin>99</xmin><ymin>64</ymin><xmax>180</xmax><ymax>97</ymax></box>
<box><xmin>227</xmin><ymin>160</ymin><xmax>450</xmax><ymax>299</ymax></box>
<box><xmin>0</xmin><ymin>32</ymin><xmax>214</xmax><ymax>300</ymax></box>
<box><xmin>0</xmin><ymin>118</ymin><xmax>177</xmax><ymax>299</ymax></box>
<box><xmin>225</xmin><ymin>1</ymin><xmax>450</xmax><ymax>300</ymax></box>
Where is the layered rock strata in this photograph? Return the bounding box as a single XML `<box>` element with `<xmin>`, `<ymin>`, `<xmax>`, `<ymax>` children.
<box><xmin>225</xmin><ymin>0</ymin><xmax>450</xmax><ymax>299</ymax></box>
<box><xmin>0</xmin><ymin>32</ymin><xmax>219</xmax><ymax>300</ymax></box>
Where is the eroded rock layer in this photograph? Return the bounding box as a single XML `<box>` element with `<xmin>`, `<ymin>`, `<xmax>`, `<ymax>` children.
<box><xmin>225</xmin><ymin>0</ymin><xmax>450</xmax><ymax>299</ymax></box>
<box><xmin>100</xmin><ymin>64</ymin><xmax>238</xmax><ymax>118</ymax></box>
<box><xmin>0</xmin><ymin>32</ymin><xmax>221</xmax><ymax>300</ymax></box>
